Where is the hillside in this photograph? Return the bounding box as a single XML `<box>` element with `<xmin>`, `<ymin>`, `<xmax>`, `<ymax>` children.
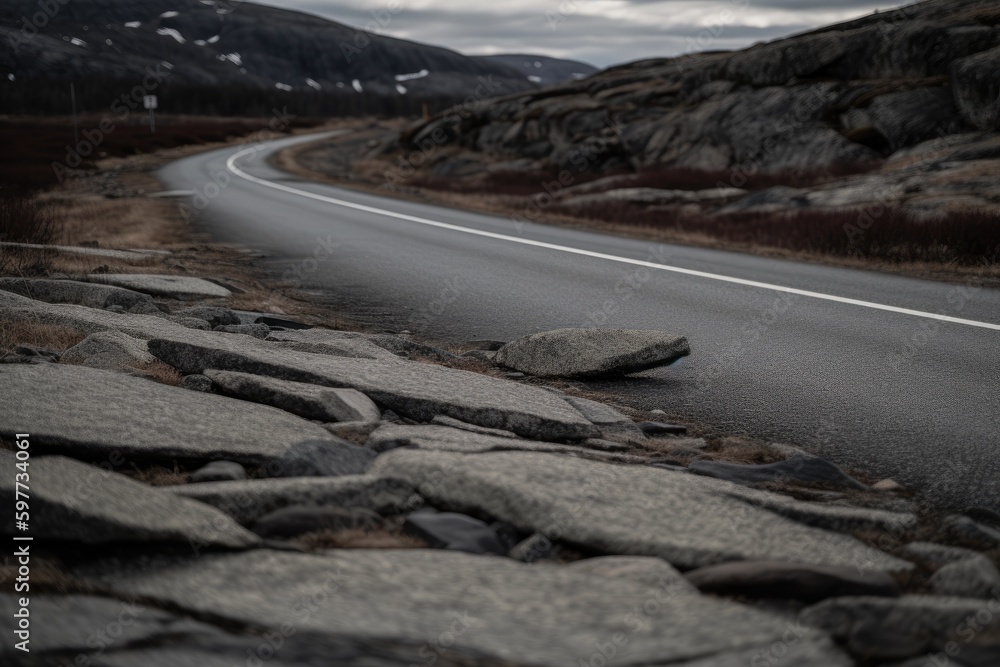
<box><xmin>0</xmin><ymin>0</ymin><xmax>580</xmax><ymax>112</ymax></box>
<box><xmin>474</xmin><ymin>54</ymin><xmax>598</xmax><ymax>86</ymax></box>
<box><xmin>380</xmin><ymin>0</ymin><xmax>1000</xmax><ymax>222</ymax></box>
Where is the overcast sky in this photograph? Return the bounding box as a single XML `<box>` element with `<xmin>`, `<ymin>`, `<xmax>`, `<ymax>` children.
<box><xmin>256</xmin><ymin>0</ymin><xmax>909</xmax><ymax>67</ymax></box>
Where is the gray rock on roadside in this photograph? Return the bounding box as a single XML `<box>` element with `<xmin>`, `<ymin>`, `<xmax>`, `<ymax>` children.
<box><xmin>495</xmin><ymin>328</ymin><xmax>690</xmax><ymax>378</ymax></box>
<box><xmin>72</xmin><ymin>549</ymin><xmax>853</xmax><ymax>666</ymax></box>
<box><xmin>800</xmin><ymin>596</ymin><xmax>1000</xmax><ymax>662</ymax></box>
<box><xmin>0</xmin><ymin>277</ymin><xmax>160</xmax><ymax>313</ymax></box>
<box><xmin>84</xmin><ymin>274</ymin><xmax>232</xmax><ymax>299</ymax></box>
<box><xmin>0</xmin><ymin>363</ymin><xmax>338</xmax><ymax>468</ymax></box>
<box><xmin>177</xmin><ymin>306</ymin><xmax>241</xmax><ymax>328</ymax></box>
<box><xmin>366</xmin><ymin>424</ymin><xmax>642</xmax><ymax>463</ymax></box>
<box><xmin>403</xmin><ymin>508</ymin><xmax>508</xmax><ymax>555</ymax></box>
<box><xmin>147</xmin><ymin>333</ymin><xmax>600</xmax><ymax>440</ymax></box>
<box><xmin>900</xmin><ymin>542</ymin><xmax>984</xmax><ymax>569</ymax></box>
<box><xmin>566</xmin><ymin>556</ymin><xmax>698</xmax><ymax>594</ymax></box>
<box><xmin>189</xmin><ymin>461</ymin><xmax>247</xmax><ymax>484</ymax></box>
<box><xmin>214</xmin><ymin>324</ymin><xmax>270</xmax><ymax>339</ymax></box>
<box><xmin>181</xmin><ymin>374</ymin><xmax>213</xmax><ymax>392</ymax></box>
<box><xmin>685</xmin><ymin>560</ymin><xmax>900</xmax><ymax>602</ymax></box>
<box><xmin>268</xmin><ymin>440</ymin><xmax>377</xmax><ymax>478</ymax></box>
<box><xmin>688</xmin><ymin>456</ymin><xmax>869</xmax><ymax>491</ymax></box>
<box><xmin>371</xmin><ymin>449</ymin><xmax>913</xmax><ymax>571</ymax></box>
<box><xmin>205</xmin><ymin>369</ymin><xmax>382</xmax><ymax>423</ymax></box>
<box><xmin>0</xmin><ymin>453</ymin><xmax>258</xmax><ymax>548</ymax></box>
<box><xmin>60</xmin><ymin>330</ymin><xmax>155</xmax><ymax>371</ymax></box>
<box><xmin>171</xmin><ymin>475</ymin><xmax>420</xmax><ymax>524</ymax></box>
<box><xmin>429</xmin><ymin>415</ymin><xmax>519</xmax><ymax>438</ymax></box>
<box><xmin>929</xmin><ymin>556</ymin><xmax>1000</xmax><ymax>599</ymax></box>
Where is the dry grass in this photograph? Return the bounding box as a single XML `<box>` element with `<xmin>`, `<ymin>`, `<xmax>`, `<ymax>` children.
<box><xmin>132</xmin><ymin>360</ymin><xmax>183</xmax><ymax>387</ymax></box>
<box><xmin>0</xmin><ymin>321</ymin><xmax>86</xmax><ymax>356</ymax></box>
<box><xmin>0</xmin><ymin>557</ymin><xmax>93</xmax><ymax>595</ymax></box>
<box><xmin>297</xmin><ymin>528</ymin><xmax>428</xmax><ymax>551</ymax></box>
<box><xmin>122</xmin><ymin>463</ymin><xmax>190</xmax><ymax>486</ymax></box>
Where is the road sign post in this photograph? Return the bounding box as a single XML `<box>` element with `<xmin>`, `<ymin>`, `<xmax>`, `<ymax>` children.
<box><xmin>144</xmin><ymin>95</ymin><xmax>158</xmax><ymax>133</ymax></box>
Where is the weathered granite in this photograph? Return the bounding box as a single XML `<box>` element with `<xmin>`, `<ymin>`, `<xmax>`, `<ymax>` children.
<box><xmin>370</xmin><ymin>449</ymin><xmax>914</xmax><ymax>571</ymax></box>
<box><xmin>60</xmin><ymin>330</ymin><xmax>155</xmax><ymax>371</ymax></box>
<box><xmin>84</xmin><ymin>274</ymin><xmax>231</xmax><ymax>299</ymax></box>
<box><xmin>205</xmin><ymin>370</ymin><xmax>382</xmax><ymax>423</ymax></box>
<box><xmin>72</xmin><ymin>549</ymin><xmax>853</xmax><ymax>666</ymax></box>
<box><xmin>0</xmin><ymin>363</ymin><xmax>337</xmax><ymax>467</ymax></box>
<box><xmin>0</xmin><ymin>277</ymin><xmax>159</xmax><ymax>313</ymax></box>
<box><xmin>171</xmin><ymin>475</ymin><xmax>421</xmax><ymax>524</ymax></box>
<box><xmin>0</xmin><ymin>453</ymin><xmax>258</xmax><ymax>548</ymax></box>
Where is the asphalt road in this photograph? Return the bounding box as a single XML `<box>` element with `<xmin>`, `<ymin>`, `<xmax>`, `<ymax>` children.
<box><xmin>159</xmin><ymin>132</ymin><xmax>1000</xmax><ymax>511</ymax></box>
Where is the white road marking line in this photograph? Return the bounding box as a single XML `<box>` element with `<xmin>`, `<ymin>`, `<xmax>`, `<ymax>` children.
<box><xmin>226</xmin><ymin>145</ymin><xmax>1000</xmax><ymax>332</ymax></box>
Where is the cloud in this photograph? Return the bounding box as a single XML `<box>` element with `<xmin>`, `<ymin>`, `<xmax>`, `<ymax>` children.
<box><xmin>260</xmin><ymin>0</ymin><xmax>909</xmax><ymax>67</ymax></box>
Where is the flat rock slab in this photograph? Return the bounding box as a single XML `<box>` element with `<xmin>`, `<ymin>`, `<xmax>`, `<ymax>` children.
<box><xmin>0</xmin><ymin>363</ymin><xmax>337</xmax><ymax>467</ymax></box>
<box><xmin>266</xmin><ymin>329</ymin><xmax>406</xmax><ymax>360</ymax></box>
<box><xmin>429</xmin><ymin>415</ymin><xmax>519</xmax><ymax>438</ymax></box>
<box><xmin>60</xmin><ymin>331</ymin><xmax>155</xmax><ymax>371</ymax></box>
<box><xmin>566</xmin><ymin>556</ymin><xmax>699</xmax><ymax>594</ymax></box>
<box><xmin>0</xmin><ymin>277</ymin><xmax>159</xmax><ymax>313</ymax></box>
<box><xmin>366</xmin><ymin>424</ymin><xmax>643</xmax><ymax>463</ymax></box>
<box><xmin>0</xmin><ymin>242</ymin><xmax>158</xmax><ymax>261</ymax></box>
<box><xmin>72</xmin><ymin>549</ymin><xmax>852</xmax><ymax>666</ymax></box>
<box><xmin>0</xmin><ymin>453</ymin><xmax>258</xmax><ymax>548</ymax></box>
<box><xmin>801</xmin><ymin>595</ymin><xmax>1000</xmax><ymax>662</ymax></box>
<box><xmin>85</xmin><ymin>274</ymin><xmax>231</xmax><ymax>299</ymax></box>
<box><xmin>147</xmin><ymin>333</ymin><xmax>599</xmax><ymax>441</ymax></box>
<box><xmin>495</xmin><ymin>328</ymin><xmax>690</xmax><ymax>378</ymax></box>
<box><xmin>689</xmin><ymin>456</ymin><xmax>869</xmax><ymax>491</ymax></box>
<box><xmin>206</xmin><ymin>369</ymin><xmax>382</xmax><ymax>423</ymax></box>
<box><xmin>171</xmin><ymin>475</ymin><xmax>421</xmax><ymax>524</ymax></box>
<box><xmin>371</xmin><ymin>450</ymin><xmax>913</xmax><ymax>571</ymax></box>
<box><xmin>685</xmin><ymin>560</ymin><xmax>900</xmax><ymax>602</ymax></box>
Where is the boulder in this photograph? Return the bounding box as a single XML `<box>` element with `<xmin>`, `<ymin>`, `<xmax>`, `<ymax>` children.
<box><xmin>688</xmin><ymin>456</ymin><xmax>869</xmax><ymax>491</ymax></box>
<box><xmin>371</xmin><ymin>449</ymin><xmax>913</xmax><ymax>571</ymax></box>
<box><xmin>0</xmin><ymin>277</ymin><xmax>159</xmax><ymax>313</ymax></box>
<box><xmin>929</xmin><ymin>556</ymin><xmax>1000</xmax><ymax>599</ymax></box>
<box><xmin>403</xmin><ymin>508</ymin><xmax>508</xmax><ymax>555</ymax></box>
<box><xmin>0</xmin><ymin>453</ymin><xmax>258</xmax><ymax>548</ymax></box>
<box><xmin>205</xmin><ymin>370</ymin><xmax>382</xmax><ymax>423</ymax></box>
<box><xmin>0</xmin><ymin>363</ymin><xmax>338</xmax><ymax>467</ymax></box>
<box><xmin>147</xmin><ymin>333</ymin><xmax>599</xmax><ymax>441</ymax></box>
<box><xmin>171</xmin><ymin>475</ymin><xmax>420</xmax><ymax>524</ymax></box>
<box><xmin>684</xmin><ymin>560</ymin><xmax>900</xmax><ymax>602</ymax></box>
<box><xmin>189</xmin><ymin>461</ymin><xmax>247</xmax><ymax>484</ymax></box>
<box><xmin>495</xmin><ymin>328</ymin><xmax>690</xmax><ymax>378</ymax></box>
<box><xmin>72</xmin><ymin>549</ymin><xmax>853</xmax><ymax>666</ymax></box>
<box><xmin>180</xmin><ymin>374</ymin><xmax>213</xmax><ymax>392</ymax></box>
<box><xmin>60</xmin><ymin>330</ymin><xmax>155</xmax><ymax>371</ymax></box>
<box><xmin>84</xmin><ymin>274</ymin><xmax>231</xmax><ymax>299</ymax></box>
<box><xmin>800</xmin><ymin>596</ymin><xmax>1000</xmax><ymax>662</ymax></box>
<box><xmin>251</xmin><ymin>505</ymin><xmax>384</xmax><ymax>539</ymax></box>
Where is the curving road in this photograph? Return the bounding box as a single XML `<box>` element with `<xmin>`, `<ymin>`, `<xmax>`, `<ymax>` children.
<box><xmin>158</xmin><ymin>132</ymin><xmax>1000</xmax><ymax>511</ymax></box>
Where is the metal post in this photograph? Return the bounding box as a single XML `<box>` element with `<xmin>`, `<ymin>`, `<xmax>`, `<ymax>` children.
<box><xmin>70</xmin><ymin>83</ymin><xmax>79</xmax><ymax>148</ymax></box>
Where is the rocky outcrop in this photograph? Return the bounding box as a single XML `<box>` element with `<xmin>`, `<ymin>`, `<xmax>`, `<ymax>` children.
<box><xmin>382</xmin><ymin>0</ymin><xmax>1000</xmax><ymax>218</ymax></box>
<box><xmin>60</xmin><ymin>331</ymin><xmax>156</xmax><ymax>371</ymax></box>
<box><xmin>0</xmin><ymin>277</ymin><xmax>159</xmax><ymax>313</ymax></box>
<box><xmin>84</xmin><ymin>274</ymin><xmax>232</xmax><ymax>299</ymax></box>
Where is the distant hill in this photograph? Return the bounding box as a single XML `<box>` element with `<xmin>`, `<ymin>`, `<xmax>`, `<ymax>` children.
<box><xmin>475</xmin><ymin>54</ymin><xmax>598</xmax><ymax>86</ymax></box>
<box><xmin>0</xmin><ymin>0</ymin><xmax>554</xmax><ymax>114</ymax></box>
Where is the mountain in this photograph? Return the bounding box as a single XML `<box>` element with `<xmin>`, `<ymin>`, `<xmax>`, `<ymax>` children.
<box><xmin>0</xmin><ymin>0</ymin><xmax>545</xmax><ymax>109</ymax></box>
<box><xmin>391</xmin><ymin>0</ymin><xmax>1000</xmax><ymax>218</ymax></box>
<box><xmin>474</xmin><ymin>54</ymin><xmax>598</xmax><ymax>86</ymax></box>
